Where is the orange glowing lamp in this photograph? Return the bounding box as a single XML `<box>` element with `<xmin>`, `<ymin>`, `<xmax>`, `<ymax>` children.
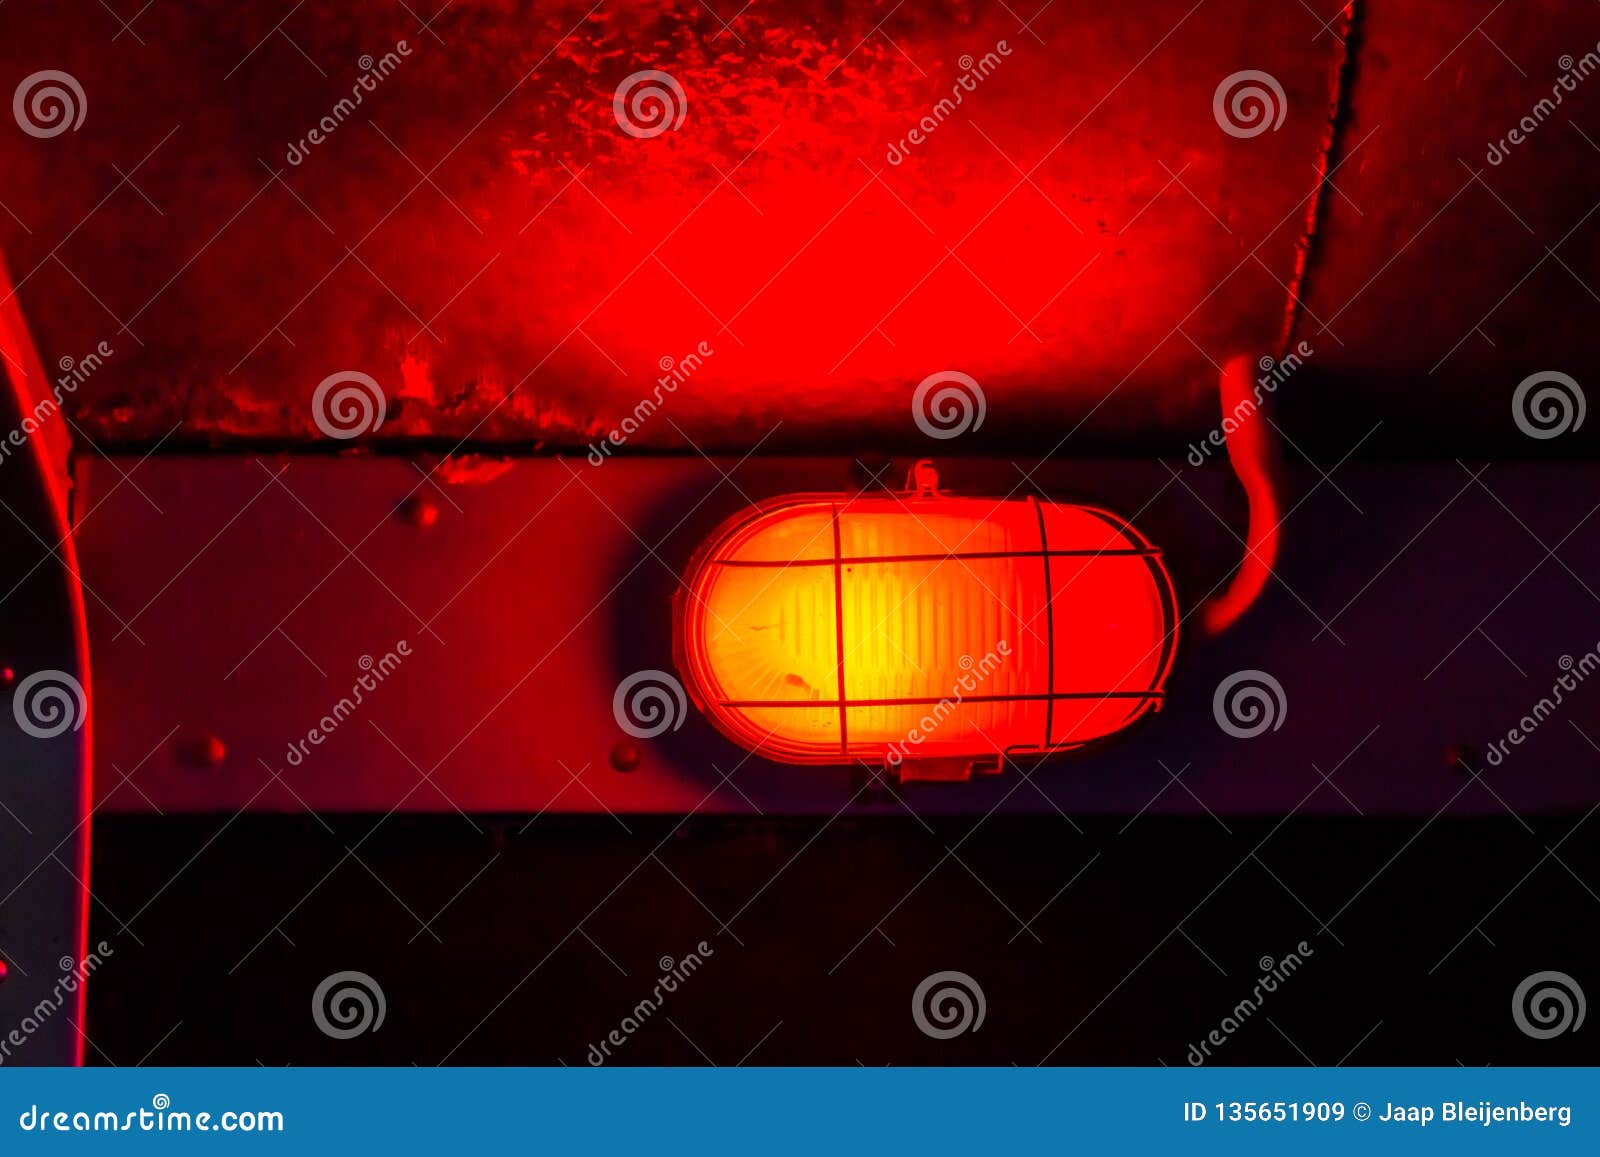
<box><xmin>673</xmin><ymin>464</ymin><xmax>1178</xmax><ymax>780</ymax></box>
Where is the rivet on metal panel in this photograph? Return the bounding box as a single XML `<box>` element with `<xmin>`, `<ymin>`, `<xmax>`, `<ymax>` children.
<box><xmin>1446</xmin><ymin>744</ymin><xmax>1480</xmax><ymax>777</ymax></box>
<box><xmin>176</xmin><ymin>734</ymin><xmax>227</xmax><ymax>769</ymax></box>
<box><xmin>397</xmin><ymin>495</ymin><xmax>439</xmax><ymax>528</ymax></box>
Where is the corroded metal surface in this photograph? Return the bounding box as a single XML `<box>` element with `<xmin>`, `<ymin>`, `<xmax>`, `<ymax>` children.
<box><xmin>0</xmin><ymin>0</ymin><xmax>1344</xmax><ymax>449</ymax></box>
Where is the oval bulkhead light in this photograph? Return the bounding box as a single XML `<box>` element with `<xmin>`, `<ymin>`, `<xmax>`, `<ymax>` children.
<box><xmin>673</xmin><ymin>477</ymin><xmax>1178</xmax><ymax>780</ymax></box>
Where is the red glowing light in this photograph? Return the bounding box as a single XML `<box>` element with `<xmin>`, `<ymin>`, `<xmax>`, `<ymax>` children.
<box><xmin>674</xmin><ymin>475</ymin><xmax>1177</xmax><ymax>775</ymax></box>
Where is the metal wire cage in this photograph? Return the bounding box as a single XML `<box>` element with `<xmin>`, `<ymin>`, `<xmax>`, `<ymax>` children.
<box><xmin>673</xmin><ymin>469</ymin><xmax>1178</xmax><ymax>777</ymax></box>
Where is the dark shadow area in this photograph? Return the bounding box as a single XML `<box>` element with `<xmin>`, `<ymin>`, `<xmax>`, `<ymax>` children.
<box><xmin>89</xmin><ymin>812</ymin><xmax>1599</xmax><ymax>1066</ymax></box>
